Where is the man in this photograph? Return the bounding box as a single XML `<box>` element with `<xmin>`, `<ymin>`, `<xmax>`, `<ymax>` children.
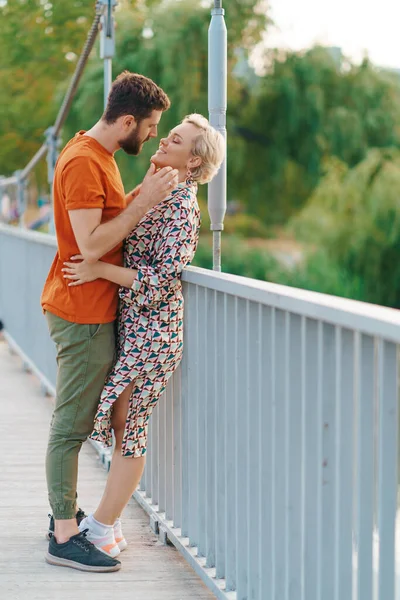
<box><xmin>41</xmin><ymin>71</ymin><xmax>178</xmax><ymax>572</ymax></box>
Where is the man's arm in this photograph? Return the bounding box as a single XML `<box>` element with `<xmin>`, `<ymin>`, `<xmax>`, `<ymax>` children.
<box><xmin>68</xmin><ymin>163</ymin><xmax>178</xmax><ymax>263</ymax></box>
<box><xmin>125</xmin><ymin>184</ymin><xmax>141</xmax><ymax>206</ymax></box>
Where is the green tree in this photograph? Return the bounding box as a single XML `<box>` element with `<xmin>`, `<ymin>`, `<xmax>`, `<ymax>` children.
<box><xmin>230</xmin><ymin>48</ymin><xmax>400</xmax><ymax>225</ymax></box>
<box><xmin>0</xmin><ymin>0</ymin><xmax>95</xmax><ymax>174</ymax></box>
<box><xmin>291</xmin><ymin>148</ymin><xmax>400</xmax><ymax>308</ymax></box>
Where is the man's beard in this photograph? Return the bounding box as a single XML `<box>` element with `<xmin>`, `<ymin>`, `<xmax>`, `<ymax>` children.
<box><xmin>119</xmin><ymin>128</ymin><xmax>149</xmax><ymax>155</ymax></box>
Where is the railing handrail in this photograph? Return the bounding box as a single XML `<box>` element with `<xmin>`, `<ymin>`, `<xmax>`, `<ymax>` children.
<box><xmin>183</xmin><ymin>267</ymin><xmax>400</xmax><ymax>341</ymax></box>
<box><xmin>2</xmin><ymin>221</ymin><xmax>400</xmax><ymax>343</ymax></box>
<box><xmin>0</xmin><ymin>222</ymin><xmax>56</xmax><ymax>246</ymax></box>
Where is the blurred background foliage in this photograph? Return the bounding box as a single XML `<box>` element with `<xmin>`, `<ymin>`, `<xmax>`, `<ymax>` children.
<box><xmin>1</xmin><ymin>0</ymin><xmax>400</xmax><ymax>307</ymax></box>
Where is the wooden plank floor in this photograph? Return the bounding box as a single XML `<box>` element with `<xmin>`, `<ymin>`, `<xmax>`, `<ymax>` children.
<box><xmin>0</xmin><ymin>339</ymin><xmax>215</xmax><ymax>600</ymax></box>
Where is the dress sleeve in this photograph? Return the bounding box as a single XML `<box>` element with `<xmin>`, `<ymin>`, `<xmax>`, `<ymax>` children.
<box><xmin>119</xmin><ymin>191</ymin><xmax>200</xmax><ymax>309</ymax></box>
<box><xmin>63</xmin><ymin>156</ymin><xmax>105</xmax><ymax>211</ymax></box>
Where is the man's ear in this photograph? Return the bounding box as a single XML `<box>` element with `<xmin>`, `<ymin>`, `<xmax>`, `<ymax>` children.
<box><xmin>120</xmin><ymin>114</ymin><xmax>137</xmax><ymax>131</ymax></box>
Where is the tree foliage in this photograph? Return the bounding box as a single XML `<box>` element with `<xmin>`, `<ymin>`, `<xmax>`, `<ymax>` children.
<box><xmin>291</xmin><ymin>149</ymin><xmax>400</xmax><ymax>307</ymax></box>
<box><xmin>0</xmin><ymin>0</ymin><xmax>95</xmax><ymax>173</ymax></box>
<box><xmin>231</xmin><ymin>48</ymin><xmax>400</xmax><ymax>224</ymax></box>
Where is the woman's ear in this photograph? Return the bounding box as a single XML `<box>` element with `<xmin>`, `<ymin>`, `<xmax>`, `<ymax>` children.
<box><xmin>188</xmin><ymin>156</ymin><xmax>202</xmax><ymax>169</ymax></box>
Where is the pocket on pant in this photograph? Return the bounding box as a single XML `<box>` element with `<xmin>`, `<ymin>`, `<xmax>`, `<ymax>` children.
<box><xmin>88</xmin><ymin>323</ymin><xmax>102</xmax><ymax>339</ymax></box>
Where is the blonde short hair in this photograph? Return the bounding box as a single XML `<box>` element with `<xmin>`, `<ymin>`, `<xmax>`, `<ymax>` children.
<box><xmin>182</xmin><ymin>113</ymin><xmax>225</xmax><ymax>184</ymax></box>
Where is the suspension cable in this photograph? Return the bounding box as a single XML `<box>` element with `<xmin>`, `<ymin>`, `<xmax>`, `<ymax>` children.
<box><xmin>53</xmin><ymin>7</ymin><xmax>102</xmax><ymax>137</ymax></box>
<box><xmin>16</xmin><ymin>6</ymin><xmax>103</xmax><ymax>182</ymax></box>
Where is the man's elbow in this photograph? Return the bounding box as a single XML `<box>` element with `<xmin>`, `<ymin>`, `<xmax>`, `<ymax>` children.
<box><xmin>79</xmin><ymin>247</ymin><xmax>99</xmax><ymax>264</ymax></box>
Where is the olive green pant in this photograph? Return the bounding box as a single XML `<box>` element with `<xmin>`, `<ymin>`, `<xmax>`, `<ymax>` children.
<box><xmin>45</xmin><ymin>312</ymin><xmax>115</xmax><ymax>519</ymax></box>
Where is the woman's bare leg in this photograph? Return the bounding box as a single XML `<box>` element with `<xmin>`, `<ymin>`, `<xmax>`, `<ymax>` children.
<box><xmin>94</xmin><ymin>383</ymin><xmax>146</xmax><ymax>525</ymax></box>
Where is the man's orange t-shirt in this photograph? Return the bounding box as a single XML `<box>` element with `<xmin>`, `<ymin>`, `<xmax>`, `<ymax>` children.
<box><xmin>41</xmin><ymin>131</ymin><xmax>127</xmax><ymax>324</ymax></box>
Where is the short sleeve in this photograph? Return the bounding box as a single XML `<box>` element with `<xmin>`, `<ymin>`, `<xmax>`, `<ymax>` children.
<box><xmin>63</xmin><ymin>156</ymin><xmax>105</xmax><ymax>211</ymax></box>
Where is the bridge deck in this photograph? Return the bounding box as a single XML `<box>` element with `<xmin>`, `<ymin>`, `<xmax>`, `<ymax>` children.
<box><xmin>0</xmin><ymin>339</ymin><xmax>214</xmax><ymax>600</ymax></box>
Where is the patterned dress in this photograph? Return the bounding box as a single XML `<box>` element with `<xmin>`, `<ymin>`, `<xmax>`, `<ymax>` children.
<box><xmin>90</xmin><ymin>182</ymin><xmax>200</xmax><ymax>457</ymax></box>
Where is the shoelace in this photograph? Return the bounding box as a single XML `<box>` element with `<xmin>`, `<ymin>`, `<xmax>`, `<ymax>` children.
<box><xmin>72</xmin><ymin>530</ymin><xmax>93</xmax><ymax>552</ymax></box>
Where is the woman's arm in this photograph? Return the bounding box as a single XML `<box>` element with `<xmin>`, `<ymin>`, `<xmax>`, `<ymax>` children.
<box><xmin>62</xmin><ymin>256</ymin><xmax>137</xmax><ymax>287</ymax></box>
<box><xmin>96</xmin><ymin>262</ymin><xmax>138</xmax><ymax>287</ymax></box>
<box><xmin>119</xmin><ymin>190</ymin><xmax>200</xmax><ymax>309</ymax></box>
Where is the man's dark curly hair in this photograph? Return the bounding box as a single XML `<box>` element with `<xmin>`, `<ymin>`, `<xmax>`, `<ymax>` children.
<box><xmin>103</xmin><ymin>71</ymin><xmax>170</xmax><ymax>124</ymax></box>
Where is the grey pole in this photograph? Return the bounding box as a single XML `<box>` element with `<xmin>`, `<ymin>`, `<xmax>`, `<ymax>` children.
<box><xmin>45</xmin><ymin>126</ymin><xmax>59</xmax><ymax>234</ymax></box>
<box><xmin>14</xmin><ymin>170</ymin><xmax>26</xmax><ymax>228</ymax></box>
<box><xmin>100</xmin><ymin>0</ymin><xmax>116</xmax><ymax>108</ymax></box>
<box><xmin>208</xmin><ymin>0</ymin><xmax>227</xmax><ymax>271</ymax></box>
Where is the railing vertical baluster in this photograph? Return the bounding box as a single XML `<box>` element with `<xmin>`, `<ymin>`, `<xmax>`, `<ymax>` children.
<box><xmin>303</xmin><ymin>318</ymin><xmax>320</xmax><ymax>600</ymax></box>
<box><xmin>236</xmin><ymin>298</ymin><xmax>249</xmax><ymax>598</ymax></box>
<box><xmin>173</xmin><ymin>365</ymin><xmax>182</xmax><ymax>529</ymax></box>
<box><xmin>334</xmin><ymin>328</ymin><xmax>355</xmax><ymax>600</ymax></box>
<box><xmin>300</xmin><ymin>315</ymin><xmax>306</xmax><ymax>600</ymax></box>
<box><xmin>287</xmin><ymin>313</ymin><xmax>303</xmax><ymax>599</ymax></box>
<box><xmin>320</xmin><ymin>324</ymin><xmax>337</xmax><ymax>600</ymax></box>
<box><xmin>197</xmin><ymin>286</ymin><xmax>207</xmax><ymax>557</ymax></box>
<box><xmin>146</xmin><ymin>418</ymin><xmax>152</xmax><ymax>499</ymax></box>
<box><xmin>274</xmin><ymin>309</ymin><xmax>287</xmax><ymax>598</ymax></box>
<box><xmin>377</xmin><ymin>341</ymin><xmax>398</xmax><ymax>600</ymax></box>
<box><xmin>206</xmin><ymin>289</ymin><xmax>216</xmax><ymax>567</ymax></box>
<box><xmin>165</xmin><ymin>380</ymin><xmax>174</xmax><ymax>521</ymax></box>
<box><xmin>151</xmin><ymin>402</ymin><xmax>159</xmax><ymax>508</ymax></box>
<box><xmin>215</xmin><ymin>291</ymin><xmax>226</xmax><ymax>579</ymax></box>
<box><xmin>158</xmin><ymin>391</ymin><xmax>166</xmax><ymax>514</ymax></box>
<box><xmin>180</xmin><ymin>284</ymin><xmax>191</xmax><ymax>538</ymax></box>
<box><xmin>247</xmin><ymin>302</ymin><xmax>262</xmax><ymax>599</ymax></box>
<box><xmin>356</xmin><ymin>334</ymin><xmax>374</xmax><ymax>600</ymax></box>
<box><xmin>316</xmin><ymin>321</ymin><xmax>324</xmax><ymax>599</ymax></box>
<box><xmin>188</xmin><ymin>284</ymin><xmax>199</xmax><ymax>546</ymax></box>
<box><xmin>260</xmin><ymin>306</ymin><xmax>275</xmax><ymax>600</ymax></box>
<box><xmin>225</xmin><ymin>294</ymin><xmax>237</xmax><ymax>591</ymax></box>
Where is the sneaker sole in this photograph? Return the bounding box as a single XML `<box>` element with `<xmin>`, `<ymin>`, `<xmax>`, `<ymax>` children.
<box><xmin>116</xmin><ymin>538</ymin><xmax>128</xmax><ymax>552</ymax></box>
<box><xmin>45</xmin><ymin>553</ymin><xmax>121</xmax><ymax>572</ymax></box>
<box><xmin>97</xmin><ymin>544</ymin><xmax>121</xmax><ymax>558</ymax></box>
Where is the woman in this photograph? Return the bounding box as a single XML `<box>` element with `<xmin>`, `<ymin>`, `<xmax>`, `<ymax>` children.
<box><xmin>62</xmin><ymin>113</ymin><xmax>225</xmax><ymax>558</ymax></box>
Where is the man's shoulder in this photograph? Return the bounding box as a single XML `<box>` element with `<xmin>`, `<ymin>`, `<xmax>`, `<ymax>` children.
<box><xmin>57</xmin><ymin>140</ymin><xmax>104</xmax><ymax>173</ymax></box>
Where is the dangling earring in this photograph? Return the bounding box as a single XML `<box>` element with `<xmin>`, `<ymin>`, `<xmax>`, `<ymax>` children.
<box><xmin>186</xmin><ymin>168</ymin><xmax>194</xmax><ymax>186</ymax></box>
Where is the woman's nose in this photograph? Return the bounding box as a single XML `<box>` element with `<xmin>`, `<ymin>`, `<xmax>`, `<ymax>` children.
<box><xmin>160</xmin><ymin>138</ymin><xmax>167</xmax><ymax>146</ymax></box>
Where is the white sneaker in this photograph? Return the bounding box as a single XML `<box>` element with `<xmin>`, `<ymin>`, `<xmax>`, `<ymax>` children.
<box><xmin>78</xmin><ymin>516</ymin><xmax>120</xmax><ymax>558</ymax></box>
<box><xmin>114</xmin><ymin>519</ymin><xmax>128</xmax><ymax>552</ymax></box>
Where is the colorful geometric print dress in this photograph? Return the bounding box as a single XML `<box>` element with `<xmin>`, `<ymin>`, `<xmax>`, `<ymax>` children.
<box><xmin>90</xmin><ymin>182</ymin><xmax>201</xmax><ymax>457</ymax></box>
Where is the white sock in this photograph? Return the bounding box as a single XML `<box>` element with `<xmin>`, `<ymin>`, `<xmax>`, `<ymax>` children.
<box><xmin>87</xmin><ymin>513</ymin><xmax>114</xmax><ymax>537</ymax></box>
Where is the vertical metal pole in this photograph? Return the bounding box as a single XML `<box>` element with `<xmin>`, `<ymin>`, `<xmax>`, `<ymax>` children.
<box><xmin>100</xmin><ymin>0</ymin><xmax>116</xmax><ymax>109</ymax></box>
<box><xmin>208</xmin><ymin>0</ymin><xmax>227</xmax><ymax>272</ymax></box>
<box><xmin>104</xmin><ymin>59</ymin><xmax>112</xmax><ymax>108</ymax></box>
<box><xmin>45</xmin><ymin>126</ymin><xmax>58</xmax><ymax>234</ymax></box>
<box><xmin>0</xmin><ymin>177</ymin><xmax>4</xmax><ymax>222</ymax></box>
<box><xmin>15</xmin><ymin>170</ymin><xmax>25</xmax><ymax>228</ymax></box>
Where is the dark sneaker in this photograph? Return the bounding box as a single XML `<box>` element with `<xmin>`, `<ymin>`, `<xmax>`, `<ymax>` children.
<box><xmin>45</xmin><ymin>530</ymin><xmax>121</xmax><ymax>572</ymax></box>
<box><xmin>46</xmin><ymin>507</ymin><xmax>87</xmax><ymax>540</ymax></box>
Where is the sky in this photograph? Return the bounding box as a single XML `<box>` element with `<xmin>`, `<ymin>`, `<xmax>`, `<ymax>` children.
<box><xmin>264</xmin><ymin>0</ymin><xmax>400</xmax><ymax>69</ymax></box>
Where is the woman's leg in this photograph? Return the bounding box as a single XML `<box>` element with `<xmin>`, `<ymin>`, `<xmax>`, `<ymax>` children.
<box><xmin>94</xmin><ymin>383</ymin><xmax>146</xmax><ymax>526</ymax></box>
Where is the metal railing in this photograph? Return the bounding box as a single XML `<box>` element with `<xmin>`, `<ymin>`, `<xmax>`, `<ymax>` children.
<box><xmin>1</xmin><ymin>223</ymin><xmax>399</xmax><ymax>600</ymax></box>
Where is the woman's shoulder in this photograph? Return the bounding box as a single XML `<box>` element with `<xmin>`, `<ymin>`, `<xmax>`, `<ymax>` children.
<box><xmin>167</xmin><ymin>183</ymin><xmax>197</xmax><ymax>212</ymax></box>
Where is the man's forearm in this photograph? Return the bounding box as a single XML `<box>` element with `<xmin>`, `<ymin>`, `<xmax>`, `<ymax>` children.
<box><xmin>85</xmin><ymin>201</ymin><xmax>146</xmax><ymax>263</ymax></box>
